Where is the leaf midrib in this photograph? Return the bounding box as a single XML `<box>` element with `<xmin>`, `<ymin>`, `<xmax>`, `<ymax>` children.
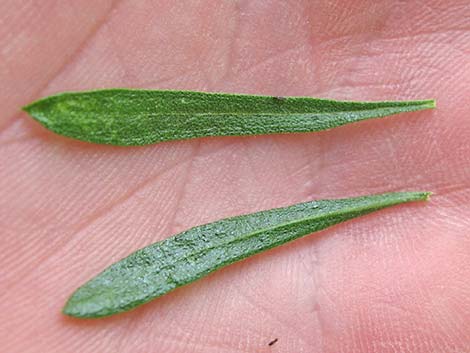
<box><xmin>94</xmin><ymin>195</ymin><xmax>415</xmax><ymax>300</ymax></box>
<box><xmin>66</xmin><ymin>103</ymin><xmax>433</xmax><ymax>117</ymax></box>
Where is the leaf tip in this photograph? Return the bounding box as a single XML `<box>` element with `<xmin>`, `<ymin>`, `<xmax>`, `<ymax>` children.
<box><xmin>62</xmin><ymin>301</ymin><xmax>78</xmax><ymax>318</ymax></box>
<box><xmin>405</xmin><ymin>98</ymin><xmax>435</xmax><ymax>112</ymax></box>
<box><xmin>422</xmin><ymin>191</ymin><xmax>432</xmax><ymax>201</ymax></box>
<box><xmin>62</xmin><ymin>286</ymin><xmax>118</xmax><ymax>319</ymax></box>
<box><xmin>62</xmin><ymin>291</ymin><xmax>93</xmax><ymax>318</ymax></box>
<box><xmin>407</xmin><ymin>191</ymin><xmax>432</xmax><ymax>202</ymax></box>
<box><xmin>392</xmin><ymin>98</ymin><xmax>436</xmax><ymax>114</ymax></box>
<box><xmin>423</xmin><ymin>99</ymin><xmax>436</xmax><ymax>110</ymax></box>
<box><xmin>21</xmin><ymin>99</ymin><xmax>52</xmax><ymax>128</ymax></box>
<box><xmin>21</xmin><ymin>102</ymin><xmax>33</xmax><ymax>114</ymax></box>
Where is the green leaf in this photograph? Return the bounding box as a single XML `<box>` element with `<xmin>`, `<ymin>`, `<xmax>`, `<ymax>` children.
<box><xmin>23</xmin><ymin>89</ymin><xmax>435</xmax><ymax>146</ymax></box>
<box><xmin>63</xmin><ymin>191</ymin><xmax>430</xmax><ymax>318</ymax></box>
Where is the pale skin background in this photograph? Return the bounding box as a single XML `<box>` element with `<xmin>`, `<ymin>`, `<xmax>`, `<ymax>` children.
<box><xmin>1</xmin><ymin>1</ymin><xmax>469</xmax><ymax>352</ymax></box>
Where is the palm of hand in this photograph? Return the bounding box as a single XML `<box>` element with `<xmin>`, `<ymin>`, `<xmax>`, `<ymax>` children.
<box><xmin>1</xmin><ymin>1</ymin><xmax>469</xmax><ymax>352</ymax></box>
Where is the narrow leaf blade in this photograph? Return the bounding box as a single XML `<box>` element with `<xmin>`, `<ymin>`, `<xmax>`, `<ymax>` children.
<box><xmin>63</xmin><ymin>191</ymin><xmax>430</xmax><ymax>318</ymax></box>
<box><xmin>23</xmin><ymin>89</ymin><xmax>435</xmax><ymax>146</ymax></box>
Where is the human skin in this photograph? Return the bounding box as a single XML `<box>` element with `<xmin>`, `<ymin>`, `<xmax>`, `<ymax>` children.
<box><xmin>1</xmin><ymin>1</ymin><xmax>469</xmax><ymax>352</ymax></box>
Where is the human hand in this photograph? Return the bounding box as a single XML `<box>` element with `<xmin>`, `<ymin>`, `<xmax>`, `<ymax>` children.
<box><xmin>1</xmin><ymin>1</ymin><xmax>469</xmax><ymax>352</ymax></box>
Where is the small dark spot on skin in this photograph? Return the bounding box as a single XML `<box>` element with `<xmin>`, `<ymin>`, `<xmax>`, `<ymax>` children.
<box><xmin>268</xmin><ymin>338</ymin><xmax>278</xmax><ymax>346</ymax></box>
